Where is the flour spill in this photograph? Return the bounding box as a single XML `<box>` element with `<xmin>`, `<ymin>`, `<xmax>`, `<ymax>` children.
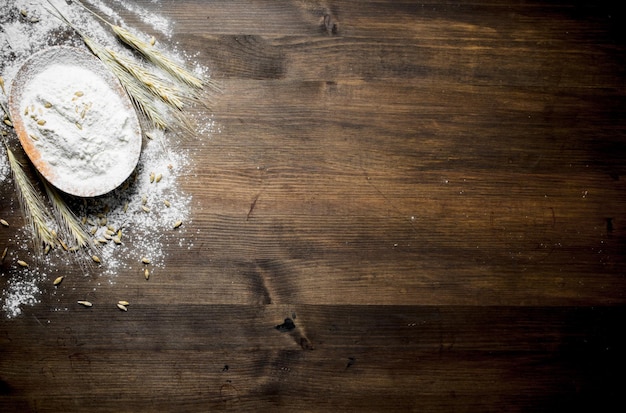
<box><xmin>0</xmin><ymin>0</ymin><xmax>213</xmax><ymax>317</ymax></box>
<box><xmin>0</xmin><ymin>145</ymin><xmax>8</xmax><ymax>184</ymax></box>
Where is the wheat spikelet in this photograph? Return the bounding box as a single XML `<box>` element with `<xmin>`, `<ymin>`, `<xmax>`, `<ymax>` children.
<box><xmin>1</xmin><ymin>102</ymin><xmax>57</xmax><ymax>251</ymax></box>
<box><xmin>111</xmin><ymin>25</ymin><xmax>205</xmax><ymax>90</ymax></box>
<box><xmin>42</xmin><ymin>179</ymin><xmax>91</xmax><ymax>250</ymax></box>
<box><xmin>82</xmin><ymin>36</ymin><xmax>169</xmax><ymax>130</ymax></box>
<box><xmin>4</xmin><ymin>145</ymin><xmax>57</xmax><ymax>251</ymax></box>
<box><xmin>74</xmin><ymin>0</ymin><xmax>213</xmax><ymax>91</ymax></box>
<box><xmin>107</xmin><ymin>48</ymin><xmax>187</xmax><ymax>111</ymax></box>
<box><xmin>45</xmin><ymin>2</ymin><xmax>168</xmax><ymax>129</ymax></box>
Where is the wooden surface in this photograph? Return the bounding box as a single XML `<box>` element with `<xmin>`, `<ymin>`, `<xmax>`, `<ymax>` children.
<box><xmin>2</xmin><ymin>0</ymin><xmax>626</xmax><ymax>411</ymax></box>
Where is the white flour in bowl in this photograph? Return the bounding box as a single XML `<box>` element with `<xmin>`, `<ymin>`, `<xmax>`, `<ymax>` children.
<box><xmin>18</xmin><ymin>61</ymin><xmax>140</xmax><ymax>196</ymax></box>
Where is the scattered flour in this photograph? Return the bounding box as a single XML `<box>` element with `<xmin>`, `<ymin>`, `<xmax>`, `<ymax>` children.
<box><xmin>110</xmin><ymin>0</ymin><xmax>173</xmax><ymax>38</ymax></box>
<box><xmin>1</xmin><ymin>275</ymin><xmax>42</xmax><ymax>319</ymax></box>
<box><xmin>1</xmin><ymin>0</ymin><xmax>211</xmax><ymax>318</ymax></box>
<box><xmin>0</xmin><ymin>145</ymin><xmax>8</xmax><ymax>184</ymax></box>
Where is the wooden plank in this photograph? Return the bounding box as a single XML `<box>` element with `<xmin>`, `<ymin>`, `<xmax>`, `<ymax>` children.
<box><xmin>0</xmin><ymin>305</ymin><xmax>622</xmax><ymax>411</ymax></box>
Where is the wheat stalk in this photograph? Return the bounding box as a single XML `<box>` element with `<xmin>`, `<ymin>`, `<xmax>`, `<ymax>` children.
<box><xmin>42</xmin><ymin>180</ymin><xmax>91</xmax><ymax>250</ymax></box>
<box><xmin>3</xmin><ymin>82</ymin><xmax>89</xmax><ymax>255</ymax></box>
<box><xmin>75</xmin><ymin>0</ymin><xmax>213</xmax><ymax>91</ymax></box>
<box><xmin>107</xmin><ymin>48</ymin><xmax>187</xmax><ymax>111</ymax></box>
<box><xmin>111</xmin><ymin>25</ymin><xmax>205</xmax><ymax>89</ymax></box>
<box><xmin>47</xmin><ymin>1</ymin><xmax>215</xmax><ymax>133</ymax></box>
<box><xmin>82</xmin><ymin>37</ymin><xmax>169</xmax><ymax>130</ymax></box>
<box><xmin>4</xmin><ymin>145</ymin><xmax>58</xmax><ymax>251</ymax></box>
<box><xmin>4</xmin><ymin>76</ymin><xmax>90</xmax><ymax>257</ymax></box>
<box><xmin>1</xmin><ymin>101</ymin><xmax>57</xmax><ymax>252</ymax></box>
<box><xmin>107</xmin><ymin>49</ymin><xmax>206</xmax><ymax>134</ymax></box>
<box><xmin>45</xmin><ymin>2</ymin><xmax>169</xmax><ymax>129</ymax></box>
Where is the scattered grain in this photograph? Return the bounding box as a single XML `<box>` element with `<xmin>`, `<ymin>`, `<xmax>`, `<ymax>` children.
<box><xmin>118</xmin><ymin>300</ymin><xmax>130</xmax><ymax>306</ymax></box>
<box><xmin>173</xmin><ymin>220</ymin><xmax>182</xmax><ymax>229</ymax></box>
<box><xmin>144</xmin><ymin>268</ymin><xmax>150</xmax><ymax>280</ymax></box>
<box><xmin>17</xmin><ymin>260</ymin><xmax>29</xmax><ymax>268</ymax></box>
<box><xmin>77</xmin><ymin>300</ymin><xmax>93</xmax><ymax>307</ymax></box>
<box><xmin>59</xmin><ymin>240</ymin><xmax>69</xmax><ymax>251</ymax></box>
<box><xmin>141</xmin><ymin>257</ymin><xmax>151</xmax><ymax>264</ymax></box>
<box><xmin>0</xmin><ymin>218</ymin><xmax>8</xmax><ymax>227</ymax></box>
<box><xmin>92</xmin><ymin>255</ymin><xmax>101</xmax><ymax>263</ymax></box>
<box><xmin>117</xmin><ymin>303</ymin><xmax>128</xmax><ymax>311</ymax></box>
<box><xmin>53</xmin><ymin>276</ymin><xmax>64</xmax><ymax>286</ymax></box>
<box><xmin>36</xmin><ymin>119</ymin><xmax>46</xmax><ymax>126</ymax></box>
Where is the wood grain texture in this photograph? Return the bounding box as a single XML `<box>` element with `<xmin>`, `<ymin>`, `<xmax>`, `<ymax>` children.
<box><xmin>2</xmin><ymin>0</ymin><xmax>626</xmax><ymax>411</ymax></box>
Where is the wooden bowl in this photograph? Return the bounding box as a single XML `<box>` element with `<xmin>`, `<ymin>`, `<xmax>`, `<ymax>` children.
<box><xmin>8</xmin><ymin>46</ymin><xmax>142</xmax><ymax>197</ymax></box>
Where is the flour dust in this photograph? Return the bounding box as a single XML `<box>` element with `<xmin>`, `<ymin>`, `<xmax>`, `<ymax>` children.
<box><xmin>0</xmin><ymin>0</ymin><xmax>214</xmax><ymax>318</ymax></box>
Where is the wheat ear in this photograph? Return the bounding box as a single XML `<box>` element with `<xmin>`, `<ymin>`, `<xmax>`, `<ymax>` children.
<box><xmin>1</xmin><ymin>100</ymin><xmax>57</xmax><ymax>251</ymax></box>
<box><xmin>45</xmin><ymin>2</ymin><xmax>168</xmax><ymax>129</ymax></box>
<box><xmin>74</xmin><ymin>0</ymin><xmax>207</xmax><ymax>90</ymax></box>
<box><xmin>107</xmin><ymin>48</ymin><xmax>187</xmax><ymax>111</ymax></box>
<box><xmin>4</xmin><ymin>145</ymin><xmax>57</xmax><ymax>251</ymax></box>
<box><xmin>111</xmin><ymin>26</ymin><xmax>204</xmax><ymax>89</ymax></box>
<box><xmin>82</xmin><ymin>37</ymin><xmax>169</xmax><ymax>129</ymax></box>
<box><xmin>42</xmin><ymin>180</ymin><xmax>91</xmax><ymax>250</ymax></box>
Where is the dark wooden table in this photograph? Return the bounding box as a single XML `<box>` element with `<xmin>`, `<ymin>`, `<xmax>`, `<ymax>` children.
<box><xmin>2</xmin><ymin>1</ymin><xmax>626</xmax><ymax>411</ymax></box>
